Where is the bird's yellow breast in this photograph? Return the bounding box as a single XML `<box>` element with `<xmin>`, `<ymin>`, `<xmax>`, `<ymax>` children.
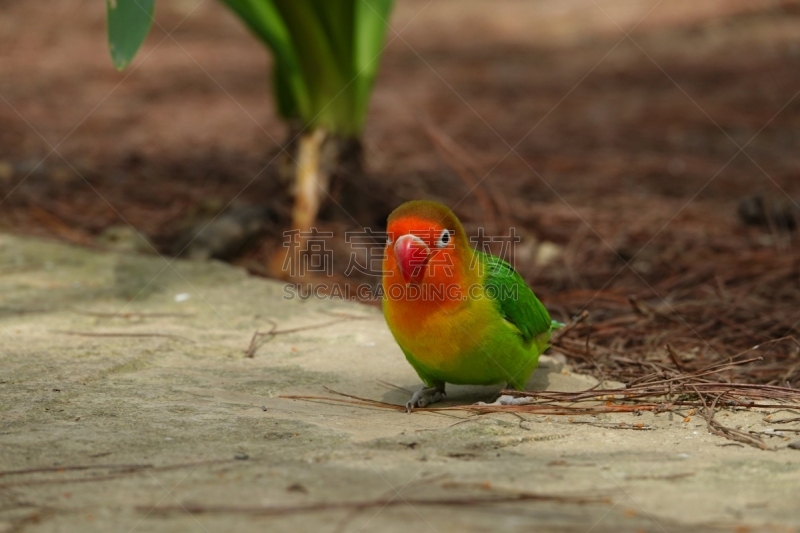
<box><xmin>383</xmin><ymin>282</ymin><xmax>497</xmax><ymax>370</ymax></box>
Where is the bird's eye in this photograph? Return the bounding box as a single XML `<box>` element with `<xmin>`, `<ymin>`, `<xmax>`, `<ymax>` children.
<box><xmin>435</xmin><ymin>229</ymin><xmax>452</xmax><ymax>248</ymax></box>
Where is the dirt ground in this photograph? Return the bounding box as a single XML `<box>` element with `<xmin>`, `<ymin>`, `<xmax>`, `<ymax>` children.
<box><xmin>2</xmin><ymin>0</ymin><xmax>799</xmax><ymax>388</ymax></box>
<box><xmin>2</xmin><ymin>0</ymin><xmax>800</xmax><ymax>531</ymax></box>
<box><xmin>3</xmin><ymin>0</ymin><xmax>800</xmax><ymax>257</ymax></box>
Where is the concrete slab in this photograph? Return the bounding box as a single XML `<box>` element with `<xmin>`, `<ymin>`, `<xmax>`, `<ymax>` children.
<box><xmin>1</xmin><ymin>235</ymin><xmax>798</xmax><ymax>533</ymax></box>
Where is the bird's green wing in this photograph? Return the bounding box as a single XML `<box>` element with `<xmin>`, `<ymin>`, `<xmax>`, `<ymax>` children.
<box><xmin>479</xmin><ymin>251</ymin><xmax>553</xmax><ymax>344</ymax></box>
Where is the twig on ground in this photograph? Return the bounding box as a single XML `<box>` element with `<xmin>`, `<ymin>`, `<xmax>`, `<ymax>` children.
<box><xmin>245</xmin><ymin>319</ymin><xmax>277</xmax><ymax>358</ymax></box>
<box><xmin>0</xmin><ymin>460</ymin><xmax>234</xmax><ymax>489</ymax></box>
<box><xmin>283</xmin><ymin>355</ymin><xmax>800</xmax><ymax>448</ymax></box>
<box><xmin>141</xmin><ymin>489</ymin><xmax>605</xmax><ymax>517</ymax></box>
<box><xmin>666</xmin><ymin>344</ymin><xmax>688</xmax><ymax>372</ymax></box>
<box><xmin>551</xmin><ymin>310</ymin><xmax>589</xmax><ymax>345</ymax></box>
<box><xmin>693</xmin><ymin>386</ymin><xmax>772</xmax><ymax>450</ymax></box>
<box><xmin>0</xmin><ymin>463</ymin><xmax>152</xmax><ymax>477</ymax></box>
<box><xmin>568</xmin><ymin>421</ymin><xmax>655</xmax><ymax>430</ymax></box>
<box><xmin>766</xmin><ymin>417</ymin><xmax>800</xmax><ymax>424</ymax></box>
<box><xmin>376</xmin><ymin>379</ymin><xmax>413</xmax><ymax>394</ymax></box>
<box><xmin>71</xmin><ymin>308</ymin><xmax>195</xmax><ymax>319</ymax></box>
<box><xmin>51</xmin><ymin>330</ymin><xmax>195</xmax><ymax>343</ymax></box>
<box><xmin>245</xmin><ymin>315</ymin><xmax>372</xmax><ymax>357</ymax></box>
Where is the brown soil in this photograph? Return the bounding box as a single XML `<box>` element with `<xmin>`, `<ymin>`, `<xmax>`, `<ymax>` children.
<box><xmin>2</xmin><ymin>0</ymin><xmax>799</xmax><ymax>385</ymax></box>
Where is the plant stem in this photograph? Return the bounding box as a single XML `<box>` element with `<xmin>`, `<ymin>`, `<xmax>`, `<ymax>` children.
<box><xmin>269</xmin><ymin>128</ymin><xmax>329</xmax><ymax>280</ymax></box>
<box><xmin>292</xmin><ymin>128</ymin><xmax>328</xmax><ymax>234</ymax></box>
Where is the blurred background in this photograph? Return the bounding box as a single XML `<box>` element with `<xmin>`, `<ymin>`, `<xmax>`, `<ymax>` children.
<box><xmin>1</xmin><ymin>0</ymin><xmax>799</xmax><ymax>382</ymax></box>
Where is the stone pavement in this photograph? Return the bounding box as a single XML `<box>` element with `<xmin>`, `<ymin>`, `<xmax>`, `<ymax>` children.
<box><xmin>1</xmin><ymin>234</ymin><xmax>798</xmax><ymax>533</ymax></box>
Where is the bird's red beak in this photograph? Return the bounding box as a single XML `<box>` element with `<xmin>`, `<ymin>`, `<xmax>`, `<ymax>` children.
<box><xmin>394</xmin><ymin>234</ymin><xmax>430</xmax><ymax>284</ymax></box>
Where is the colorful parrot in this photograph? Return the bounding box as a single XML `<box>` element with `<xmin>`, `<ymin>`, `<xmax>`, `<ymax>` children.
<box><xmin>382</xmin><ymin>200</ymin><xmax>560</xmax><ymax>411</ymax></box>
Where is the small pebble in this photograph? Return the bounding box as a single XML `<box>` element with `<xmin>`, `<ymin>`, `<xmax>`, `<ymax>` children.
<box><xmin>174</xmin><ymin>293</ymin><xmax>190</xmax><ymax>302</ymax></box>
<box><xmin>286</xmin><ymin>482</ymin><xmax>308</xmax><ymax>493</ymax></box>
<box><xmin>788</xmin><ymin>441</ymin><xmax>800</xmax><ymax>450</ymax></box>
<box><xmin>261</xmin><ymin>406</ymin><xmax>267</xmax><ymax>412</ymax></box>
<box><xmin>235</xmin><ymin>453</ymin><xmax>249</xmax><ymax>460</ymax></box>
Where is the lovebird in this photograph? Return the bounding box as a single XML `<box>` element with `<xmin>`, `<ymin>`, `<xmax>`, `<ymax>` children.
<box><xmin>381</xmin><ymin>200</ymin><xmax>560</xmax><ymax>411</ymax></box>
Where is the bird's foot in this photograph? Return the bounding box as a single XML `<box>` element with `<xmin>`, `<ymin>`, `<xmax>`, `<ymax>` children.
<box><xmin>475</xmin><ymin>394</ymin><xmax>532</xmax><ymax>406</ymax></box>
<box><xmin>406</xmin><ymin>386</ymin><xmax>446</xmax><ymax>413</ymax></box>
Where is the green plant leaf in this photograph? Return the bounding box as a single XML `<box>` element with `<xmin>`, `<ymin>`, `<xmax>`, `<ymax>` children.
<box><xmin>308</xmin><ymin>0</ymin><xmax>355</xmax><ymax>76</ymax></box>
<box><xmin>219</xmin><ymin>0</ymin><xmax>394</xmax><ymax>135</ymax></box>
<box><xmin>106</xmin><ymin>0</ymin><xmax>155</xmax><ymax>71</ymax></box>
<box><xmin>272</xmin><ymin>1</ymin><xmax>351</xmax><ymax>132</ymax></box>
<box><xmin>222</xmin><ymin>0</ymin><xmax>312</xmax><ymax>120</ymax></box>
<box><xmin>353</xmin><ymin>0</ymin><xmax>393</xmax><ymax>128</ymax></box>
<box><xmin>272</xmin><ymin>57</ymin><xmax>299</xmax><ymax>119</ymax></box>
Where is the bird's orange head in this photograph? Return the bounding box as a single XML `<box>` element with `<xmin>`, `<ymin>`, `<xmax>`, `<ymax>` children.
<box><xmin>383</xmin><ymin>200</ymin><xmax>472</xmax><ymax>290</ymax></box>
